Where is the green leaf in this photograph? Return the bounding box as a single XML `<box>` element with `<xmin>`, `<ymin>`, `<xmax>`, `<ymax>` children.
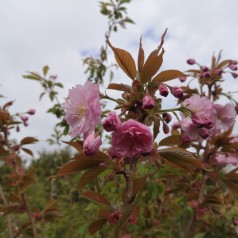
<box><xmin>82</xmin><ymin>190</ymin><xmax>112</xmax><ymax>207</ymax></box>
<box><xmin>152</xmin><ymin>70</ymin><xmax>186</xmax><ymax>83</ymax></box>
<box><xmin>43</xmin><ymin>65</ymin><xmax>49</xmax><ymax>76</ymax></box>
<box><xmin>22</xmin><ymin>72</ymin><xmax>42</xmax><ymax>81</ymax></box>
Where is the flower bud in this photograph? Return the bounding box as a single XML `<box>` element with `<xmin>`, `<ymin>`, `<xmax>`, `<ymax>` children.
<box><xmin>20</xmin><ymin>115</ymin><xmax>28</xmax><ymax>121</ymax></box>
<box><xmin>27</xmin><ymin>109</ymin><xmax>36</xmax><ymax>115</ymax></box>
<box><xmin>192</xmin><ymin>113</ymin><xmax>214</xmax><ymax>129</ymax></box>
<box><xmin>180</xmin><ymin>133</ymin><xmax>190</xmax><ymax>144</ymax></box>
<box><xmin>103</xmin><ymin>112</ymin><xmax>121</xmax><ymax>132</ymax></box>
<box><xmin>162</xmin><ymin>112</ymin><xmax>172</xmax><ymax>124</ymax></box>
<box><xmin>179</xmin><ymin>76</ymin><xmax>187</xmax><ymax>82</ymax></box>
<box><xmin>202</xmin><ymin>71</ymin><xmax>211</xmax><ymax>78</ymax></box>
<box><xmin>202</xmin><ymin>66</ymin><xmax>209</xmax><ymax>72</ymax></box>
<box><xmin>83</xmin><ymin>132</ymin><xmax>102</xmax><ymax>156</ymax></box>
<box><xmin>214</xmin><ymin>69</ymin><xmax>222</xmax><ymax>76</ymax></box>
<box><xmin>158</xmin><ymin>84</ymin><xmax>169</xmax><ymax>97</ymax></box>
<box><xmin>172</xmin><ymin>121</ymin><xmax>180</xmax><ymax>130</ymax></box>
<box><xmin>229</xmin><ymin>64</ymin><xmax>238</xmax><ymax>71</ymax></box>
<box><xmin>23</xmin><ymin>121</ymin><xmax>29</xmax><ymax>127</ymax></box>
<box><xmin>142</xmin><ymin>95</ymin><xmax>155</xmax><ymax>109</ymax></box>
<box><xmin>171</xmin><ymin>87</ymin><xmax>183</xmax><ymax>99</ymax></box>
<box><xmin>108</xmin><ymin>211</ymin><xmax>121</xmax><ymax>224</ymax></box>
<box><xmin>128</xmin><ymin>215</ymin><xmax>137</xmax><ymax>224</ymax></box>
<box><xmin>199</xmin><ymin>128</ymin><xmax>209</xmax><ymax>139</ymax></box>
<box><xmin>163</xmin><ymin>122</ymin><xmax>169</xmax><ymax>134</ymax></box>
<box><xmin>230</xmin><ymin>60</ymin><xmax>237</xmax><ymax>65</ymax></box>
<box><xmin>231</xmin><ymin>72</ymin><xmax>238</xmax><ymax>79</ymax></box>
<box><xmin>187</xmin><ymin>58</ymin><xmax>196</xmax><ymax>65</ymax></box>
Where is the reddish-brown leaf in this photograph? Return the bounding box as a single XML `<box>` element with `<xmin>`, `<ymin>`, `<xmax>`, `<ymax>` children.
<box><xmin>137</xmin><ymin>35</ymin><xmax>144</xmax><ymax>73</ymax></box>
<box><xmin>82</xmin><ymin>190</ymin><xmax>111</xmax><ymax>207</ymax></box>
<box><xmin>140</xmin><ymin>49</ymin><xmax>164</xmax><ymax>83</ymax></box>
<box><xmin>62</xmin><ymin>140</ymin><xmax>83</xmax><ymax>152</ymax></box>
<box><xmin>153</xmin><ymin>70</ymin><xmax>186</xmax><ymax>83</ymax></box>
<box><xmin>153</xmin><ymin>115</ymin><xmax>160</xmax><ymax>139</ymax></box>
<box><xmin>133</xmin><ymin>175</ymin><xmax>147</xmax><ymax>196</ymax></box>
<box><xmin>21</xmin><ymin>147</ymin><xmax>33</xmax><ymax>156</ymax></box>
<box><xmin>159</xmin><ymin>135</ymin><xmax>180</xmax><ymax>147</ymax></box>
<box><xmin>20</xmin><ymin>137</ymin><xmax>38</xmax><ymax>145</ymax></box>
<box><xmin>78</xmin><ymin>166</ymin><xmax>107</xmax><ymax>188</ymax></box>
<box><xmin>216</xmin><ymin>59</ymin><xmax>231</xmax><ymax>69</ymax></box>
<box><xmin>88</xmin><ymin>218</ymin><xmax>107</xmax><ymax>235</ymax></box>
<box><xmin>108</xmin><ymin>83</ymin><xmax>131</xmax><ymax>92</ymax></box>
<box><xmin>159</xmin><ymin>147</ymin><xmax>202</xmax><ymax>172</ymax></box>
<box><xmin>107</xmin><ymin>40</ymin><xmax>136</xmax><ymax>80</ymax></box>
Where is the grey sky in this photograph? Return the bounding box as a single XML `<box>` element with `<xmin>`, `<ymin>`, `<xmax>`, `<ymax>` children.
<box><xmin>1</xmin><ymin>0</ymin><xmax>238</xmax><ymax>157</ymax></box>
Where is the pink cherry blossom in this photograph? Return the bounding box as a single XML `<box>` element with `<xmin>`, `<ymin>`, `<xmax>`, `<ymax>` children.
<box><xmin>111</xmin><ymin>119</ymin><xmax>153</xmax><ymax>158</ymax></box>
<box><xmin>215</xmin><ymin>153</ymin><xmax>238</xmax><ymax>165</ymax></box>
<box><xmin>213</xmin><ymin>103</ymin><xmax>236</xmax><ymax>133</ymax></box>
<box><xmin>142</xmin><ymin>95</ymin><xmax>155</xmax><ymax>109</ymax></box>
<box><xmin>83</xmin><ymin>132</ymin><xmax>102</xmax><ymax>156</ymax></box>
<box><xmin>63</xmin><ymin>81</ymin><xmax>101</xmax><ymax>138</ymax></box>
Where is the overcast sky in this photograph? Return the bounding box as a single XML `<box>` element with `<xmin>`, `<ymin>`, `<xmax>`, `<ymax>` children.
<box><xmin>1</xmin><ymin>0</ymin><xmax>238</xmax><ymax>158</ymax></box>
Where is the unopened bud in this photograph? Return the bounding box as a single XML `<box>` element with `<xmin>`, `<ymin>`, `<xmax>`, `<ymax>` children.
<box><xmin>180</xmin><ymin>133</ymin><xmax>190</xmax><ymax>144</ymax></box>
<box><xmin>179</xmin><ymin>76</ymin><xmax>187</xmax><ymax>82</ymax></box>
<box><xmin>229</xmin><ymin>64</ymin><xmax>238</xmax><ymax>71</ymax></box>
<box><xmin>203</xmin><ymin>71</ymin><xmax>211</xmax><ymax>78</ymax></box>
<box><xmin>202</xmin><ymin>66</ymin><xmax>209</xmax><ymax>72</ymax></box>
<box><xmin>20</xmin><ymin>115</ymin><xmax>28</xmax><ymax>121</ymax></box>
<box><xmin>172</xmin><ymin>121</ymin><xmax>180</xmax><ymax>130</ymax></box>
<box><xmin>162</xmin><ymin>122</ymin><xmax>169</xmax><ymax>134</ymax></box>
<box><xmin>231</xmin><ymin>72</ymin><xmax>238</xmax><ymax>79</ymax></box>
<box><xmin>23</xmin><ymin>121</ymin><xmax>29</xmax><ymax>127</ymax></box>
<box><xmin>192</xmin><ymin>113</ymin><xmax>213</xmax><ymax>129</ymax></box>
<box><xmin>215</xmin><ymin>69</ymin><xmax>222</xmax><ymax>76</ymax></box>
<box><xmin>108</xmin><ymin>211</ymin><xmax>121</xmax><ymax>224</ymax></box>
<box><xmin>142</xmin><ymin>95</ymin><xmax>155</xmax><ymax>109</ymax></box>
<box><xmin>83</xmin><ymin>132</ymin><xmax>102</xmax><ymax>156</ymax></box>
<box><xmin>162</xmin><ymin>112</ymin><xmax>172</xmax><ymax>124</ymax></box>
<box><xmin>103</xmin><ymin>112</ymin><xmax>121</xmax><ymax>132</ymax></box>
<box><xmin>171</xmin><ymin>87</ymin><xmax>183</xmax><ymax>99</ymax></box>
<box><xmin>199</xmin><ymin>128</ymin><xmax>209</xmax><ymax>139</ymax></box>
<box><xmin>230</xmin><ymin>60</ymin><xmax>238</xmax><ymax>65</ymax></box>
<box><xmin>158</xmin><ymin>84</ymin><xmax>169</xmax><ymax>97</ymax></box>
<box><xmin>27</xmin><ymin>109</ymin><xmax>36</xmax><ymax>115</ymax></box>
<box><xmin>187</xmin><ymin>58</ymin><xmax>196</xmax><ymax>65</ymax></box>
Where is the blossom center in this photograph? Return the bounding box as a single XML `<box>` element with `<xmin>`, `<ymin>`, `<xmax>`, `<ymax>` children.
<box><xmin>77</xmin><ymin>104</ymin><xmax>87</xmax><ymax>117</ymax></box>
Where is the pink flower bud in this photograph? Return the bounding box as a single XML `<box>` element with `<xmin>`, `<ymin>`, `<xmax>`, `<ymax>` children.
<box><xmin>172</xmin><ymin>121</ymin><xmax>180</xmax><ymax>130</ymax></box>
<box><xmin>180</xmin><ymin>133</ymin><xmax>190</xmax><ymax>144</ymax></box>
<box><xmin>49</xmin><ymin>75</ymin><xmax>57</xmax><ymax>80</ymax></box>
<box><xmin>128</xmin><ymin>215</ymin><xmax>137</xmax><ymax>224</ymax></box>
<box><xmin>171</xmin><ymin>87</ymin><xmax>183</xmax><ymax>99</ymax></box>
<box><xmin>142</xmin><ymin>95</ymin><xmax>155</xmax><ymax>109</ymax></box>
<box><xmin>108</xmin><ymin>211</ymin><xmax>121</xmax><ymax>224</ymax></box>
<box><xmin>27</xmin><ymin>109</ymin><xmax>36</xmax><ymax>115</ymax></box>
<box><xmin>162</xmin><ymin>112</ymin><xmax>172</xmax><ymax>124</ymax></box>
<box><xmin>20</xmin><ymin>115</ymin><xmax>29</xmax><ymax>121</ymax></box>
<box><xmin>229</xmin><ymin>64</ymin><xmax>238</xmax><ymax>71</ymax></box>
<box><xmin>187</xmin><ymin>58</ymin><xmax>196</xmax><ymax>65</ymax></box>
<box><xmin>83</xmin><ymin>132</ymin><xmax>102</xmax><ymax>156</ymax></box>
<box><xmin>163</xmin><ymin>122</ymin><xmax>169</xmax><ymax>134</ymax></box>
<box><xmin>214</xmin><ymin>69</ymin><xmax>222</xmax><ymax>76</ymax></box>
<box><xmin>158</xmin><ymin>84</ymin><xmax>169</xmax><ymax>97</ymax></box>
<box><xmin>192</xmin><ymin>113</ymin><xmax>214</xmax><ymax>129</ymax></box>
<box><xmin>23</xmin><ymin>121</ymin><xmax>29</xmax><ymax>127</ymax></box>
<box><xmin>202</xmin><ymin>71</ymin><xmax>211</xmax><ymax>78</ymax></box>
<box><xmin>198</xmin><ymin>128</ymin><xmax>209</xmax><ymax>139</ymax></box>
<box><xmin>103</xmin><ymin>112</ymin><xmax>121</xmax><ymax>132</ymax></box>
<box><xmin>202</xmin><ymin>66</ymin><xmax>209</xmax><ymax>72</ymax></box>
<box><xmin>230</xmin><ymin>60</ymin><xmax>238</xmax><ymax>65</ymax></box>
<box><xmin>179</xmin><ymin>76</ymin><xmax>187</xmax><ymax>82</ymax></box>
<box><xmin>231</xmin><ymin>72</ymin><xmax>238</xmax><ymax>79</ymax></box>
